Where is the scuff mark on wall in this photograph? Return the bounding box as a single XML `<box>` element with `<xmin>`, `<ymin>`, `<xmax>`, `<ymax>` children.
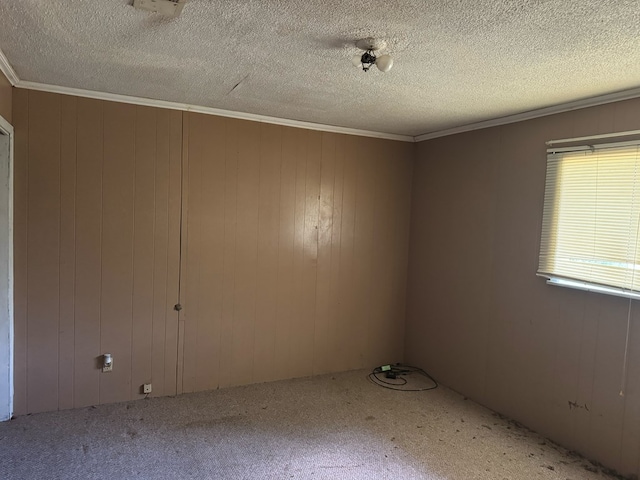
<box><xmin>568</xmin><ymin>401</ymin><xmax>589</xmax><ymax>412</ymax></box>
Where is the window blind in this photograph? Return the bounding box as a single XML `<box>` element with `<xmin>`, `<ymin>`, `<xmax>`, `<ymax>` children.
<box><xmin>538</xmin><ymin>142</ymin><xmax>640</xmax><ymax>293</ymax></box>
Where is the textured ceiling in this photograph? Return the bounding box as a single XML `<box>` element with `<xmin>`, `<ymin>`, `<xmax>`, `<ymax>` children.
<box><xmin>1</xmin><ymin>0</ymin><xmax>640</xmax><ymax>137</ymax></box>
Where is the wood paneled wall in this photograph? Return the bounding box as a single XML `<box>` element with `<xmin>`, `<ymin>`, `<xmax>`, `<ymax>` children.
<box><xmin>11</xmin><ymin>92</ymin><xmax>414</xmax><ymax>414</ymax></box>
<box><xmin>12</xmin><ymin>90</ymin><xmax>182</xmax><ymax>415</ymax></box>
<box><xmin>179</xmin><ymin>113</ymin><xmax>414</xmax><ymax>392</ymax></box>
<box><xmin>0</xmin><ymin>69</ymin><xmax>11</xmax><ymax>123</ymax></box>
<box><xmin>405</xmin><ymin>97</ymin><xmax>640</xmax><ymax>478</ymax></box>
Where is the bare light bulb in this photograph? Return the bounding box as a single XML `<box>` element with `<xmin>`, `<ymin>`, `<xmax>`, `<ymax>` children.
<box><xmin>351</xmin><ymin>54</ymin><xmax>363</xmax><ymax>68</ymax></box>
<box><xmin>375</xmin><ymin>54</ymin><xmax>393</xmax><ymax>72</ymax></box>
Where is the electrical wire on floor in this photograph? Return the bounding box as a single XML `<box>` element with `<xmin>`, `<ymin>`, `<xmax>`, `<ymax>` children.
<box><xmin>367</xmin><ymin>363</ymin><xmax>438</xmax><ymax>391</ymax></box>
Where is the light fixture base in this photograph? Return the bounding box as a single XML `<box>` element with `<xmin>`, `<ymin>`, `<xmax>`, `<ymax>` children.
<box><xmin>356</xmin><ymin>38</ymin><xmax>387</xmax><ymax>52</ymax></box>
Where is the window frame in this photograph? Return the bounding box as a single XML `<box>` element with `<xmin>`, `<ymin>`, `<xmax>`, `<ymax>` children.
<box><xmin>538</xmin><ymin>138</ymin><xmax>640</xmax><ymax>300</ymax></box>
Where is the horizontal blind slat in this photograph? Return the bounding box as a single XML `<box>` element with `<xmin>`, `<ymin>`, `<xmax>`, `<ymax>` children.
<box><xmin>539</xmin><ymin>144</ymin><xmax>640</xmax><ymax>292</ymax></box>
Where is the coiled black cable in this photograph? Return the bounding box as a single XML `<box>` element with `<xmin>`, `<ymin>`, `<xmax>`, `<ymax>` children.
<box><xmin>367</xmin><ymin>363</ymin><xmax>438</xmax><ymax>391</ymax></box>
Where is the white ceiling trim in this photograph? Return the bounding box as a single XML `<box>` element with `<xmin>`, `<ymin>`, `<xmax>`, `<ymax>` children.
<box><xmin>16</xmin><ymin>81</ymin><xmax>415</xmax><ymax>142</ymax></box>
<box><xmin>0</xmin><ymin>49</ymin><xmax>18</xmax><ymax>87</ymax></box>
<box><xmin>414</xmin><ymin>85</ymin><xmax>640</xmax><ymax>142</ymax></box>
<box><xmin>4</xmin><ymin>46</ymin><xmax>640</xmax><ymax>144</ymax></box>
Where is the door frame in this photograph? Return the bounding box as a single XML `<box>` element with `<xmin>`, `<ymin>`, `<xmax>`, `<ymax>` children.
<box><xmin>0</xmin><ymin>113</ymin><xmax>13</xmax><ymax>421</ymax></box>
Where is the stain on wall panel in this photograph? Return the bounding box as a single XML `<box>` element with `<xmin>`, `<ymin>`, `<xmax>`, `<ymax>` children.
<box><xmin>313</xmin><ymin>132</ymin><xmax>336</xmax><ymax>375</ymax></box>
<box><xmin>180</xmin><ymin>112</ymin><xmax>413</xmax><ymax>392</ymax></box>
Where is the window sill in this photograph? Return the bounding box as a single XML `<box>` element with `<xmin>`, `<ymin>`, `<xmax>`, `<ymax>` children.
<box><xmin>543</xmin><ymin>276</ymin><xmax>640</xmax><ymax>301</ymax></box>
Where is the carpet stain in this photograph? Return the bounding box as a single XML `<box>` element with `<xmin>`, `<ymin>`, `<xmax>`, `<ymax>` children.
<box><xmin>364</xmin><ymin>416</ymin><xmax>375</xmax><ymax>421</ymax></box>
<box><xmin>184</xmin><ymin>416</ymin><xmax>247</xmax><ymax>429</ymax></box>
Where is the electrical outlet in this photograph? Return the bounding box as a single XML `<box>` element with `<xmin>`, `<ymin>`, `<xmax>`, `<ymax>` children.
<box><xmin>143</xmin><ymin>383</ymin><xmax>152</xmax><ymax>394</ymax></box>
<box><xmin>102</xmin><ymin>353</ymin><xmax>113</xmax><ymax>372</ymax></box>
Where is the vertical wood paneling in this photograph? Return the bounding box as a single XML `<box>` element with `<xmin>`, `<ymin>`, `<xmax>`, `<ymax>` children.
<box><xmin>176</xmin><ymin>112</ymin><xmax>189</xmax><ymax>395</ymax></box>
<box><xmin>338</xmin><ymin>137</ymin><xmax>358</xmax><ymax>369</ymax></box>
<box><xmin>194</xmin><ymin>115</ymin><xmax>225</xmax><ymax>391</ymax></box>
<box><xmin>313</xmin><ymin>132</ymin><xmax>336</xmax><ymax>375</ymax></box>
<box><xmin>406</xmin><ymin>98</ymin><xmax>640</xmax><ymax>479</ymax></box>
<box><xmin>27</xmin><ymin>91</ymin><xmax>61</xmax><ymax>413</ymax></box>
<box><xmin>15</xmin><ymin>92</ymin><xmax>181</xmax><ymax>413</ymax></box>
<box><xmin>163</xmin><ymin>110</ymin><xmax>182</xmax><ymax>397</ymax></box>
<box><xmin>231</xmin><ymin>120</ymin><xmax>260</xmax><ymax>386</ymax></box>
<box><xmin>58</xmin><ymin>95</ymin><xmax>77</xmax><ymax>411</ymax></box>
<box><xmin>218</xmin><ymin>119</ymin><xmax>239</xmax><ymax>388</ymax></box>
<box><xmin>390</xmin><ymin>143</ymin><xmax>413</xmax><ymax>361</ymax></box>
<box><xmin>367</xmin><ymin>143</ymin><xmax>389</xmax><ymax>366</ymax></box>
<box><xmin>12</xmin><ymin>89</ymin><xmax>28</xmax><ymax>415</ymax></box>
<box><xmin>619</xmin><ymin>304</ymin><xmax>640</xmax><ymax>475</ymax></box>
<box><xmin>253</xmin><ymin>124</ymin><xmax>282</xmax><ymax>383</ymax></box>
<box><xmin>273</xmin><ymin>127</ymin><xmax>297</xmax><ymax>380</ymax></box>
<box><xmin>352</xmin><ymin>139</ymin><xmax>376</xmax><ymax>369</ymax></box>
<box><xmin>149</xmin><ymin>108</ymin><xmax>168</xmax><ymax>397</ymax></box>
<box><xmin>73</xmin><ymin>97</ymin><xmax>103</xmax><ymax>408</ymax></box>
<box><xmin>326</xmin><ymin>135</ymin><xmax>346</xmax><ymax>374</ymax></box>
<box><xmin>181</xmin><ymin>113</ymin><xmax>200</xmax><ymax>393</ymax></box>
<box><xmin>289</xmin><ymin>129</ymin><xmax>310</xmax><ymax>379</ymax></box>
<box><xmin>180</xmin><ymin>112</ymin><xmax>200</xmax><ymax>393</ymax></box>
<box><xmin>100</xmin><ymin>102</ymin><xmax>135</xmax><ymax>405</ymax></box>
<box><xmin>151</xmin><ymin>109</ymin><xmax>169</xmax><ymax>397</ymax></box>
<box><xmin>131</xmin><ymin>106</ymin><xmax>157</xmax><ymax>400</ymax></box>
<box><xmin>299</xmin><ymin>130</ymin><xmax>320</xmax><ymax>375</ymax></box>
<box><xmin>15</xmin><ymin>96</ymin><xmax>412</xmax><ymax>415</ymax></box>
<box><xmin>181</xmin><ymin>113</ymin><xmax>413</xmax><ymax>392</ymax></box>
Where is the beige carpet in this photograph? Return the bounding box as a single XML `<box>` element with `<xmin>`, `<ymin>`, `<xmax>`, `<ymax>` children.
<box><xmin>0</xmin><ymin>370</ymin><xmax>623</xmax><ymax>479</ymax></box>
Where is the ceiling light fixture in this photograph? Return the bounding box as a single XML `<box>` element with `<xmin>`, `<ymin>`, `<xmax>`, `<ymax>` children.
<box><xmin>351</xmin><ymin>38</ymin><xmax>393</xmax><ymax>73</ymax></box>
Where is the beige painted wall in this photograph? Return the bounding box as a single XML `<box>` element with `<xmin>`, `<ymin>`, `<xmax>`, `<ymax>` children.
<box><xmin>12</xmin><ymin>90</ymin><xmax>183</xmax><ymax>414</ymax></box>
<box><xmin>179</xmin><ymin>112</ymin><xmax>413</xmax><ymax>392</ymax></box>
<box><xmin>12</xmin><ymin>91</ymin><xmax>414</xmax><ymax>414</ymax></box>
<box><xmin>0</xmin><ymin>69</ymin><xmax>11</xmax><ymax>123</ymax></box>
<box><xmin>405</xmin><ymin>97</ymin><xmax>640</xmax><ymax>478</ymax></box>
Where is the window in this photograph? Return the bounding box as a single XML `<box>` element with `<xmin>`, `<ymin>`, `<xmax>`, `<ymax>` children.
<box><xmin>538</xmin><ymin>140</ymin><xmax>640</xmax><ymax>298</ymax></box>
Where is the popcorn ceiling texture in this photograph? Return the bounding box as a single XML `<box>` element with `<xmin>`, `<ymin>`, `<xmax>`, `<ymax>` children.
<box><xmin>1</xmin><ymin>0</ymin><xmax>640</xmax><ymax>136</ymax></box>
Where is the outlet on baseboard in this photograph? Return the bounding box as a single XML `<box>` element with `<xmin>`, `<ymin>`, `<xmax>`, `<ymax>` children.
<box><xmin>143</xmin><ymin>383</ymin><xmax>152</xmax><ymax>394</ymax></box>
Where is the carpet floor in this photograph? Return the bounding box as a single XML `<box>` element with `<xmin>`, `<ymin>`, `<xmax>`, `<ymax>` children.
<box><xmin>0</xmin><ymin>369</ymin><xmax>623</xmax><ymax>479</ymax></box>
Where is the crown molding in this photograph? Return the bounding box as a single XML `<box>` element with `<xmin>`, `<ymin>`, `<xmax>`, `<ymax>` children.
<box><xmin>0</xmin><ymin>45</ymin><xmax>413</xmax><ymax>141</ymax></box>
<box><xmin>0</xmin><ymin>49</ymin><xmax>18</xmax><ymax>86</ymax></box>
<box><xmin>16</xmin><ymin>81</ymin><xmax>415</xmax><ymax>142</ymax></box>
<box><xmin>6</xmin><ymin>44</ymin><xmax>640</xmax><ymax>144</ymax></box>
<box><xmin>415</xmin><ymin>85</ymin><xmax>640</xmax><ymax>142</ymax></box>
